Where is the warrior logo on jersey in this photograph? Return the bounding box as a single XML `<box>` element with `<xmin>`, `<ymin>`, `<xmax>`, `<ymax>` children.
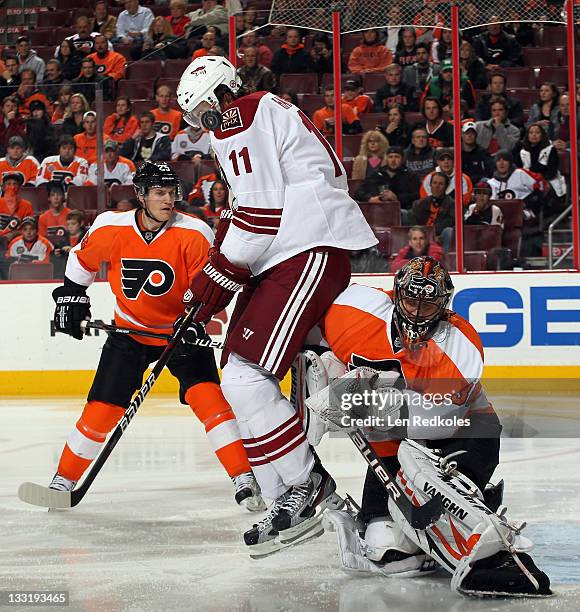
<box><xmin>121</xmin><ymin>258</ymin><xmax>175</xmax><ymax>300</ymax></box>
<box><xmin>221</xmin><ymin>107</ymin><xmax>243</xmax><ymax>131</ymax></box>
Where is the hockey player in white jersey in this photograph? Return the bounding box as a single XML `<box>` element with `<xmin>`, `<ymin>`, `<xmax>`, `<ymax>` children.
<box><xmin>177</xmin><ymin>56</ymin><xmax>378</xmax><ymax>556</ymax></box>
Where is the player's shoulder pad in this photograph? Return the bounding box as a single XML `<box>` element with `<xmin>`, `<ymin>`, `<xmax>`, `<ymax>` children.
<box><xmin>333</xmin><ymin>283</ymin><xmax>394</xmax><ymax>316</ymax></box>
<box><xmin>442</xmin><ymin>311</ymin><xmax>485</xmax><ymax>371</ymax></box>
<box><xmin>170</xmin><ymin>211</ymin><xmax>214</xmax><ymax>244</ymax></box>
<box><xmin>85</xmin><ymin>210</ymin><xmax>134</xmax><ymax>237</ymax></box>
<box><xmin>213</xmin><ymin>91</ymin><xmax>270</xmax><ymax>140</ymax></box>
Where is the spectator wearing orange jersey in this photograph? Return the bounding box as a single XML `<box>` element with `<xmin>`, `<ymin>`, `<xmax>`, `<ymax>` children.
<box><xmin>0</xmin><ymin>136</ymin><xmax>40</xmax><ymax>186</ymax></box>
<box><xmin>38</xmin><ymin>181</ymin><xmax>71</xmax><ymax>244</ymax></box>
<box><xmin>347</xmin><ymin>29</ymin><xmax>393</xmax><ymax>74</ymax></box>
<box><xmin>12</xmin><ymin>69</ymin><xmax>52</xmax><ymax>118</ymax></box>
<box><xmin>151</xmin><ymin>84</ymin><xmax>182</xmax><ymax>140</ymax></box>
<box><xmin>5</xmin><ymin>216</ymin><xmax>53</xmax><ymax>264</ymax></box>
<box><xmin>0</xmin><ymin>173</ymin><xmax>33</xmax><ymax>246</ymax></box>
<box><xmin>87</xmin><ymin>35</ymin><xmax>126</xmax><ymax>82</ymax></box>
<box><xmin>37</xmin><ymin>136</ymin><xmax>89</xmax><ymax>186</ymax></box>
<box><xmin>74</xmin><ymin>111</ymin><xmax>111</xmax><ymax>165</ymax></box>
<box><xmin>104</xmin><ymin>96</ymin><xmax>140</xmax><ymax>144</ymax></box>
<box><xmin>313</xmin><ymin>86</ymin><xmax>362</xmax><ymax>136</ymax></box>
<box><xmin>166</xmin><ymin>0</ymin><xmax>190</xmax><ymax>37</ymax></box>
<box><xmin>192</xmin><ymin>31</ymin><xmax>217</xmax><ymax>60</ymax></box>
<box><xmin>341</xmin><ymin>79</ymin><xmax>373</xmax><ymax>115</ymax></box>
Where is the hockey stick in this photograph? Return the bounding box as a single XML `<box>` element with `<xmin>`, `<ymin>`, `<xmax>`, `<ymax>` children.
<box><xmin>347</xmin><ymin>429</ymin><xmax>443</xmax><ymax>530</ymax></box>
<box><xmin>18</xmin><ymin>303</ymin><xmax>202</xmax><ymax>509</ymax></box>
<box><xmin>79</xmin><ymin>320</ymin><xmax>225</xmax><ymax>350</ymax></box>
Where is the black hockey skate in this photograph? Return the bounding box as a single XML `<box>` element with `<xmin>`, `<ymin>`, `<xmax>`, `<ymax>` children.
<box><xmin>272</xmin><ymin>460</ymin><xmax>344</xmax><ymax>544</ymax></box>
<box><xmin>232</xmin><ymin>471</ymin><xmax>267</xmax><ymax>512</ymax></box>
<box><xmin>244</xmin><ymin>492</ymin><xmax>289</xmax><ymax>559</ymax></box>
<box><xmin>458</xmin><ymin>551</ymin><xmax>552</xmax><ymax>598</ymax></box>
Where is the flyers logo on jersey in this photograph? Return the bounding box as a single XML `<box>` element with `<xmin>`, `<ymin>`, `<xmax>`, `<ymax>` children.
<box><xmin>121</xmin><ymin>258</ymin><xmax>175</xmax><ymax>300</ymax></box>
<box><xmin>221</xmin><ymin>107</ymin><xmax>243</xmax><ymax>131</ymax></box>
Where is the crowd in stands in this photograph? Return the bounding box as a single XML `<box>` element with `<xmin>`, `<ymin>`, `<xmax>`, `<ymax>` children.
<box><xmin>0</xmin><ymin>0</ymin><xmax>577</xmax><ymax>279</ymax></box>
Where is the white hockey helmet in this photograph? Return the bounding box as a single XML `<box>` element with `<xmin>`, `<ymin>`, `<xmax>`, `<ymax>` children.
<box><xmin>177</xmin><ymin>56</ymin><xmax>242</xmax><ymax>130</ymax></box>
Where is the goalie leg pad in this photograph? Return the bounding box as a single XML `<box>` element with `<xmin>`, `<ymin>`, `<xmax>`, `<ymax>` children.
<box><xmin>389</xmin><ymin>441</ymin><xmax>551</xmax><ymax>597</ymax></box>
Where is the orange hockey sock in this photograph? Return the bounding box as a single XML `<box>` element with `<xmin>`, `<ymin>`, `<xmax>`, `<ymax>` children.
<box><xmin>185</xmin><ymin>383</ymin><xmax>251</xmax><ymax>478</ymax></box>
<box><xmin>57</xmin><ymin>401</ymin><xmax>126</xmax><ymax>482</ymax></box>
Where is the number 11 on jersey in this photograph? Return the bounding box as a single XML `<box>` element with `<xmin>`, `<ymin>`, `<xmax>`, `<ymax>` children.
<box><xmin>229</xmin><ymin>147</ymin><xmax>253</xmax><ymax>176</ymax></box>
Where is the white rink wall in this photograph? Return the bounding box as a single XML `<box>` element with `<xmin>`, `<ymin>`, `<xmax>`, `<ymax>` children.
<box><xmin>0</xmin><ymin>271</ymin><xmax>579</xmax><ymax>395</ymax></box>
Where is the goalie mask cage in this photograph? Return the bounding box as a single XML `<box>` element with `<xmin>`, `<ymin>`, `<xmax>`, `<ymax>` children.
<box><xmin>229</xmin><ymin>1</ymin><xmax>579</xmax><ymax>272</ymax></box>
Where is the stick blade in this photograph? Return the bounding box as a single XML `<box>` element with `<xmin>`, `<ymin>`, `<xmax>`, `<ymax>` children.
<box><xmin>406</xmin><ymin>493</ymin><xmax>444</xmax><ymax>530</ymax></box>
<box><xmin>18</xmin><ymin>482</ymin><xmax>72</xmax><ymax>508</ymax></box>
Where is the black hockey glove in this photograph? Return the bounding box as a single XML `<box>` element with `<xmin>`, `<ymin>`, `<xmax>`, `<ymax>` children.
<box><xmin>173</xmin><ymin>314</ymin><xmax>207</xmax><ymax>345</ymax></box>
<box><xmin>52</xmin><ymin>282</ymin><xmax>91</xmax><ymax>340</ymax></box>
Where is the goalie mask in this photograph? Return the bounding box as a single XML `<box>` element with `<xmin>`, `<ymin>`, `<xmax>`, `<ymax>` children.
<box><xmin>177</xmin><ymin>57</ymin><xmax>242</xmax><ymax>131</ymax></box>
<box><xmin>393</xmin><ymin>256</ymin><xmax>454</xmax><ymax>348</ymax></box>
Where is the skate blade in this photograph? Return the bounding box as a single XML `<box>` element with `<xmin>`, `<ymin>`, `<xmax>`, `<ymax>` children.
<box><xmin>277</xmin><ymin>493</ymin><xmax>345</xmax><ymax>545</ymax></box>
<box><xmin>458</xmin><ymin>587</ymin><xmax>554</xmax><ymax>599</ymax></box>
<box><xmin>18</xmin><ymin>482</ymin><xmax>71</xmax><ymax>508</ymax></box>
<box><xmin>249</xmin><ymin>526</ymin><xmax>325</xmax><ymax>559</ymax></box>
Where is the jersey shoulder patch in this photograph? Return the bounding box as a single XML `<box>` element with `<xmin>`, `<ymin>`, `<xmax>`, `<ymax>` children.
<box><xmin>213</xmin><ymin>91</ymin><xmax>269</xmax><ymax>140</ymax></box>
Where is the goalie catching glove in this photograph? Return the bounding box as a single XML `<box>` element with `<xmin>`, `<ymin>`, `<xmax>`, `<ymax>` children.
<box><xmin>183</xmin><ymin>250</ymin><xmax>251</xmax><ymax>323</ymax></box>
<box><xmin>52</xmin><ymin>281</ymin><xmax>91</xmax><ymax>340</ymax></box>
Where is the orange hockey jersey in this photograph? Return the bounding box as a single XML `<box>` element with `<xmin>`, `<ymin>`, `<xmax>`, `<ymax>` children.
<box><xmin>320</xmin><ymin>284</ymin><xmax>490</xmax><ymax>455</ymax></box>
<box><xmin>65</xmin><ymin>209</ymin><xmax>215</xmax><ymax>345</ymax></box>
<box><xmin>74</xmin><ymin>132</ymin><xmax>112</xmax><ymax>165</ymax></box>
<box><xmin>86</xmin><ymin>50</ymin><xmax>126</xmax><ymax>81</ymax></box>
<box><xmin>151</xmin><ymin>108</ymin><xmax>182</xmax><ymax>140</ymax></box>
<box><xmin>0</xmin><ymin>155</ymin><xmax>41</xmax><ymax>185</ymax></box>
<box><xmin>0</xmin><ymin>197</ymin><xmax>33</xmax><ymax>236</ymax></box>
<box><xmin>37</xmin><ymin>155</ymin><xmax>89</xmax><ymax>186</ymax></box>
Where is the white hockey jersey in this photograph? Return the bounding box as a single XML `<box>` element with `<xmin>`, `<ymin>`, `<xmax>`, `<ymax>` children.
<box><xmin>171</xmin><ymin>128</ymin><xmax>211</xmax><ymax>160</ymax></box>
<box><xmin>210</xmin><ymin>92</ymin><xmax>377</xmax><ymax>275</ymax></box>
<box><xmin>87</xmin><ymin>156</ymin><xmax>135</xmax><ymax>186</ymax></box>
<box><xmin>487</xmin><ymin>168</ymin><xmax>546</xmax><ymax>201</ymax></box>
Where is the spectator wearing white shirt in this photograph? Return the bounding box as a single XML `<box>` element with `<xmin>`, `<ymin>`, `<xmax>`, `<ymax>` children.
<box><xmin>87</xmin><ymin>139</ymin><xmax>135</xmax><ymax>187</ymax></box>
<box><xmin>115</xmin><ymin>0</ymin><xmax>154</xmax><ymax>45</ymax></box>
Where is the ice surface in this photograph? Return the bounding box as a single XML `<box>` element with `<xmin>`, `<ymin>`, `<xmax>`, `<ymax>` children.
<box><xmin>1</xmin><ymin>397</ymin><xmax>579</xmax><ymax>611</ymax></box>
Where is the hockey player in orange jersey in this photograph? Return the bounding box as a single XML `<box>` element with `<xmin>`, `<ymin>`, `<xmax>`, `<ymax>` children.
<box><xmin>299</xmin><ymin>257</ymin><xmax>551</xmax><ymax>597</ymax></box>
<box><xmin>49</xmin><ymin>161</ymin><xmax>264</xmax><ymax>511</ymax></box>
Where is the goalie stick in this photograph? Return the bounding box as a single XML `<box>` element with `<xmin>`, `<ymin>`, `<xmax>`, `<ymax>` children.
<box><xmin>18</xmin><ymin>304</ymin><xmax>202</xmax><ymax>509</ymax></box>
<box><xmin>79</xmin><ymin>320</ymin><xmax>225</xmax><ymax>350</ymax></box>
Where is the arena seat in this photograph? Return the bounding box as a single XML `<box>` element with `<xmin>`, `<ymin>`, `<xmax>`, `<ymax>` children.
<box><xmin>117</xmin><ymin>80</ymin><xmax>155</xmax><ymax>100</ymax></box>
<box><xmin>35</xmin><ymin>46</ymin><xmax>56</xmax><ymax>62</ymax></box>
<box><xmin>374</xmin><ymin>228</ymin><xmax>391</xmax><ymax>255</ymax></box>
<box><xmin>126</xmin><ymin>61</ymin><xmax>162</xmax><ymax>82</ymax></box>
<box><xmin>506</xmin><ymin>88</ymin><xmax>537</xmax><ymax>109</ymax></box>
<box><xmin>163</xmin><ymin>59</ymin><xmax>191</xmax><ymax>78</ymax></box>
<box><xmin>132</xmin><ymin>100</ymin><xmax>156</xmax><ymax>115</ymax></box>
<box><xmin>445</xmin><ymin>251</ymin><xmax>488</xmax><ymax>272</ymax></box>
<box><xmin>342</xmin><ymin>159</ymin><xmax>353</xmax><ymax>177</ymax></box>
<box><xmin>538</xmin><ymin>66</ymin><xmax>569</xmax><ymax>88</ymax></box>
<box><xmin>522</xmin><ymin>47</ymin><xmax>558</xmax><ymax>67</ymax></box>
<box><xmin>347</xmin><ymin>178</ymin><xmax>362</xmax><ymax>197</ymax></box>
<box><xmin>298</xmin><ymin>93</ymin><xmax>324</xmax><ymax>117</ymax></box>
<box><xmin>37</xmin><ymin>10</ymin><xmax>72</xmax><ymax>28</ymax></box>
<box><xmin>279</xmin><ymin>73</ymin><xmax>319</xmax><ymax>94</ymax></box>
<box><xmin>360</xmin><ymin>114</ymin><xmax>389</xmax><ymax>131</ymax></box>
<box><xmin>327</xmin><ymin>134</ymin><xmax>363</xmax><ymax>158</ymax></box>
<box><xmin>19</xmin><ymin>186</ymin><xmax>48</xmax><ymax>213</ymax></box>
<box><xmin>170</xmin><ymin>161</ymin><xmax>197</xmax><ymax>186</ymax></box>
<box><xmin>495</xmin><ymin>199</ymin><xmax>524</xmax><ymax>258</ymax></box>
<box><xmin>156</xmin><ymin>78</ymin><xmax>179</xmax><ymax>92</ymax></box>
<box><xmin>262</xmin><ymin>36</ymin><xmax>284</xmax><ymax>54</ymax></box>
<box><xmin>389</xmin><ymin>225</ymin><xmax>435</xmax><ymax>254</ymax></box>
<box><xmin>500</xmin><ymin>67</ymin><xmax>536</xmax><ymax>89</ymax></box>
<box><xmin>83</xmin><ymin>209</ymin><xmax>98</xmax><ymax>225</ymax></box>
<box><xmin>110</xmin><ymin>184</ymin><xmax>136</xmax><ymax>205</ymax></box>
<box><xmin>320</xmin><ymin>73</ymin><xmax>358</xmax><ymax>89</ymax></box>
<box><xmin>196</xmin><ymin>160</ymin><xmax>218</xmax><ymax>178</ymax></box>
<box><xmin>363</xmin><ymin>73</ymin><xmax>386</xmax><ymax>93</ymax></box>
<box><xmin>66</xmin><ymin>185</ymin><xmax>101</xmax><ymax>211</ymax></box>
<box><xmin>114</xmin><ymin>45</ymin><xmax>134</xmax><ymax>61</ymax></box>
<box><xmin>454</xmin><ymin>224</ymin><xmax>502</xmax><ymax>252</ymax></box>
<box><xmin>28</xmin><ymin>29</ymin><xmax>56</xmax><ymax>47</ymax></box>
<box><xmin>9</xmin><ymin>263</ymin><xmax>54</xmax><ymax>281</ymax></box>
<box><xmin>557</xmin><ymin>149</ymin><xmax>570</xmax><ymax>176</ymax></box>
<box><xmin>541</xmin><ymin>27</ymin><xmax>567</xmax><ymax>47</ymax></box>
<box><xmin>358</xmin><ymin>201</ymin><xmax>401</xmax><ymax>227</ymax></box>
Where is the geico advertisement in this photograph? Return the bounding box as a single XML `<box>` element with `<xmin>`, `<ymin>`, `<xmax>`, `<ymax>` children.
<box><xmin>0</xmin><ymin>272</ymin><xmax>579</xmax><ymax>371</ymax></box>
